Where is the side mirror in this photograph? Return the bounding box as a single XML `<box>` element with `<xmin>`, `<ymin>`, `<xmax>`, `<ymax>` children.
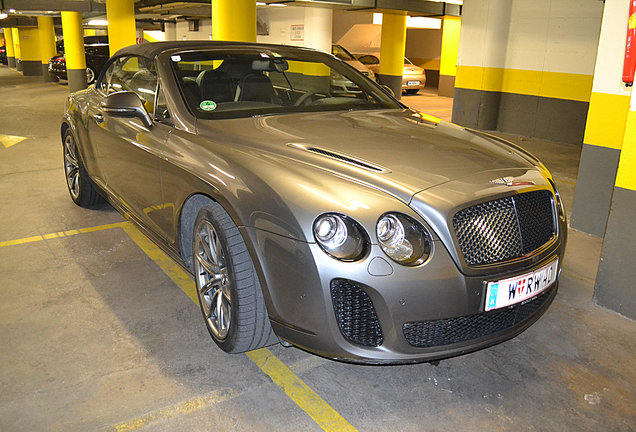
<box><xmin>102</xmin><ymin>91</ymin><xmax>152</xmax><ymax>128</ymax></box>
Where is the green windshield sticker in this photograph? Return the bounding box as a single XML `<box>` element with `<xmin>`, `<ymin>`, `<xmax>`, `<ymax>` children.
<box><xmin>200</xmin><ymin>100</ymin><xmax>217</xmax><ymax>111</ymax></box>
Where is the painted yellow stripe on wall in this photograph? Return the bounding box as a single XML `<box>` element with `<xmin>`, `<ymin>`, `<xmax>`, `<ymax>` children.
<box><xmin>455</xmin><ymin>65</ymin><xmax>593</xmax><ymax>102</ymax></box>
<box><xmin>583</xmin><ymin>92</ymin><xmax>631</xmax><ymax>150</ymax></box>
<box><xmin>615</xmin><ymin>109</ymin><xmax>636</xmax><ymax>191</ymax></box>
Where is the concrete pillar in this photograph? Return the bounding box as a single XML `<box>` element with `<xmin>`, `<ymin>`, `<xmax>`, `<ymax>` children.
<box><xmin>304</xmin><ymin>7</ymin><xmax>332</xmax><ymax>53</ymax></box>
<box><xmin>571</xmin><ymin>0</ymin><xmax>632</xmax><ymax>237</ymax></box>
<box><xmin>164</xmin><ymin>22</ymin><xmax>177</xmax><ymax>41</ymax></box>
<box><xmin>37</xmin><ymin>16</ymin><xmax>58</xmax><ymax>82</ymax></box>
<box><xmin>12</xmin><ymin>28</ymin><xmax>22</xmax><ymax>71</ymax></box>
<box><xmin>20</xmin><ymin>27</ymin><xmax>42</xmax><ymax>76</ymax></box>
<box><xmin>452</xmin><ymin>0</ymin><xmax>511</xmax><ymax>130</ymax></box>
<box><xmin>212</xmin><ymin>0</ymin><xmax>256</xmax><ymax>42</ymax></box>
<box><xmin>4</xmin><ymin>28</ymin><xmax>16</xmax><ymax>68</ymax></box>
<box><xmin>453</xmin><ymin>0</ymin><xmax>602</xmax><ymax>144</ymax></box>
<box><xmin>61</xmin><ymin>11</ymin><xmax>87</xmax><ymax>92</ymax></box>
<box><xmin>594</xmin><ymin>89</ymin><xmax>636</xmax><ymax>319</ymax></box>
<box><xmin>378</xmin><ymin>11</ymin><xmax>407</xmax><ymax>100</ymax></box>
<box><xmin>106</xmin><ymin>0</ymin><xmax>137</xmax><ymax>56</ymax></box>
<box><xmin>439</xmin><ymin>15</ymin><xmax>461</xmax><ymax>97</ymax></box>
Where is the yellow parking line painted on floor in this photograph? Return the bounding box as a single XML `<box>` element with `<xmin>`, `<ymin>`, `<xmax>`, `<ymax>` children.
<box><xmin>247</xmin><ymin>348</ymin><xmax>358</xmax><ymax>432</ymax></box>
<box><xmin>109</xmin><ymin>388</ymin><xmax>239</xmax><ymax>432</ymax></box>
<box><xmin>0</xmin><ymin>134</ymin><xmax>28</xmax><ymax>148</ymax></box>
<box><xmin>121</xmin><ymin>222</ymin><xmax>358</xmax><ymax>432</ymax></box>
<box><xmin>0</xmin><ymin>221</ymin><xmax>129</xmax><ymax>248</ymax></box>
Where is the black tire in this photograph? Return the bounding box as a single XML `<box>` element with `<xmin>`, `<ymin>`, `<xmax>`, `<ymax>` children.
<box><xmin>405</xmin><ymin>89</ymin><xmax>420</xmax><ymax>95</ymax></box>
<box><xmin>192</xmin><ymin>202</ymin><xmax>277</xmax><ymax>353</ymax></box>
<box><xmin>63</xmin><ymin>129</ymin><xmax>103</xmax><ymax>207</ymax></box>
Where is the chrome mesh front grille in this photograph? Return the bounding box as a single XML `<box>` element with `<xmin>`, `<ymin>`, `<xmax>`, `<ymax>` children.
<box><xmin>453</xmin><ymin>190</ymin><xmax>556</xmax><ymax>266</ymax></box>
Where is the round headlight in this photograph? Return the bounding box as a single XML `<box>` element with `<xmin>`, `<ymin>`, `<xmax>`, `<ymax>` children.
<box><xmin>376</xmin><ymin>213</ymin><xmax>431</xmax><ymax>266</ymax></box>
<box><xmin>313</xmin><ymin>213</ymin><xmax>369</xmax><ymax>261</ymax></box>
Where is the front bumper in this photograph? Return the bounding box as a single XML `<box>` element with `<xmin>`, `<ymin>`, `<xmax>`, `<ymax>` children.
<box><xmin>242</xmin><ymin>220</ymin><xmax>565</xmax><ymax>364</ymax></box>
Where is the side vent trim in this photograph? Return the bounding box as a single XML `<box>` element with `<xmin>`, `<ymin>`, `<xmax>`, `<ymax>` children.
<box><xmin>288</xmin><ymin>143</ymin><xmax>391</xmax><ymax>173</ymax></box>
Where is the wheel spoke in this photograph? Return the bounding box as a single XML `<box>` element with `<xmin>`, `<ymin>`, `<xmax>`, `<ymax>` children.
<box><xmin>199</xmin><ymin>272</ymin><xmax>222</xmax><ymax>295</ymax></box>
<box><xmin>195</xmin><ymin>252</ymin><xmax>220</xmax><ymax>277</ymax></box>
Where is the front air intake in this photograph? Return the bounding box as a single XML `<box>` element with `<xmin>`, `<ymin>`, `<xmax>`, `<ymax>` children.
<box><xmin>330</xmin><ymin>279</ymin><xmax>383</xmax><ymax>347</ymax></box>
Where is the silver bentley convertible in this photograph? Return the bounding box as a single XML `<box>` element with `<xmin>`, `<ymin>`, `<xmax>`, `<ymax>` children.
<box><xmin>61</xmin><ymin>41</ymin><xmax>566</xmax><ymax>364</ymax></box>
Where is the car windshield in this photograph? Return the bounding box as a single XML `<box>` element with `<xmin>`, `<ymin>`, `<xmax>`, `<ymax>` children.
<box><xmin>170</xmin><ymin>48</ymin><xmax>400</xmax><ymax>119</ymax></box>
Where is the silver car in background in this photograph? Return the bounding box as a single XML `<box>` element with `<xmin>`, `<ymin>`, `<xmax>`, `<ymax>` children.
<box><xmin>61</xmin><ymin>41</ymin><xmax>566</xmax><ymax>364</ymax></box>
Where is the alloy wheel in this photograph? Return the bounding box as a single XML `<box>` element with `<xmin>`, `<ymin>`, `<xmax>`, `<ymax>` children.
<box><xmin>86</xmin><ymin>67</ymin><xmax>95</xmax><ymax>84</ymax></box>
<box><xmin>194</xmin><ymin>219</ymin><xmax>232</xmax><ymax>340</ymax></box>
<box><xmin>64</xmin><ymin>134</ymin><xmax>80</xmax><ymax>200</ymax></box>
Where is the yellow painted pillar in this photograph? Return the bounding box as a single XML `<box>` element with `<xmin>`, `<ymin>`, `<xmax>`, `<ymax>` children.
<box><xmin>594</xmin><ymin>90</ymin><xmax>636</xmax><ymax>319</ymax></box>
<box><xmin>12</xmin><ymin>28</ymin><xmax>22</xmax><ymax>71</ymax></box>
<box><xmin>61</xmin><ymin>11</ymin><xmax>87</xmax><ymax>92</ymax></box>
<box><xmin>38</xmin><ymin>16</ymin><xmax>58</xmax><ymax>82</ymax></box>
<box><xmin>378</xmin><ymin>11</ymin><xmax>407</xmax><ymax>100</ymax></box>
<box><xmin>4</xmin><ymin>28</ymin><xmax>16</xmax><ymax>68</ymax></box>
<box><xmin>212</xmin><ymin>0</ymin><xmax>256</xmax><ymax>42</ymax></box>
<box><xmin>106</xmin><ymin>0</ymin><xmax>137</xmax><ymax>56</ymax></box>
<box><xmin>19</xmin><ymin>27</ymin><xmax>42</xmax><ymax>76</ymax></box>
<box><xmin>439</xmin><ymin>15</ymin><xmax>461</xmax><ymax>97</ymax></box>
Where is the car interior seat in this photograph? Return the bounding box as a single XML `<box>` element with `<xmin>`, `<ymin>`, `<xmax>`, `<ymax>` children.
<box><xmin>197</xmin><ymin>69</ymin><xmax>235</xmax><ymax>103</ymax></box>
<box><xmin>237</xmin><ymin>73</ymin><xmax>279</xmax><ymax>104</ymax></box>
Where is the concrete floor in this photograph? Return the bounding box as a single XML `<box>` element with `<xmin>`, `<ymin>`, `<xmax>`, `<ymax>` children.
<box><xmin>1</xmin><ymin>66</ymin><xmax>634</xmax><ymax>432</ymax></box>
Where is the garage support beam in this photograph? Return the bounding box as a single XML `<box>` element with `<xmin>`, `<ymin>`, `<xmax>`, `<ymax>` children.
<box><xmin>212</xmin><ymin>0</ymin><xmax>256</xmax><ymax>42</ymax></box>
<box><xmin>11</xmin><ymin>28</ymin><xmax>22</xmax><ymax>71</ymax></box>
<box><xmin>439</xmin><ymin>15</ymin><xmax>461</xmax><ymax>97</ymax></box>
<box><xmin>378</xmin><ymin>11</ymin><xmax>407</xmax><ymax>100</ymax></box>
<box><xmin>594</xmin><ymin>90</ymin><xmax>636</xmax><ymax>320</ymax></box>
<box><xmin>4</xmin><ymin>28</ymin><xmax>16</xmax><ymax>68</ymax></box>
<box><xmin>571</xmin><ymin>0</ymin><xmax>632</xmax><ymax>238</ymax></box>
<box><xmin>37</xmin><ymin>17</ymin><xmax>57</xmax><ymax>82</ymax></box>
<box><xmin>61</xmin><ymin>11</ymin><xmax>87</xmax><ymax>93</ymax></box>
<box><xmin>18</xmin><ymin>27</ymin><xmax>42</xmax><ymax>76</ymax></box>
<box><xmin>106</xmin><ymin>0</ymin><xmax>137</xmax><ymax>56</ymax></box>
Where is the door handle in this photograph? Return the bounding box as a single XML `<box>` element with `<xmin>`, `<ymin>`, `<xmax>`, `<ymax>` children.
<box><xmin>94</xmin><ymin>113</ymin><xmax>104</xmax><ymax>124</ymax></box>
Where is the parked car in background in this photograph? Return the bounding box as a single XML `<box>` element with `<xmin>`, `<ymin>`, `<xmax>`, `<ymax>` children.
<box><xmin>0</xmin><ymin>45</ymin><xmax>7</xmax><ymax>65</ymax></box>
<box><xmin>49</xmin><ymin>36</ymin><xmax>109</xmax><ymax>84</ymax></box>
<box><xmin>331</xmin><ymin>44</ymin><xmax>375</xmax><ymax>81</ymax></box>
<box><xmin>62</xmin><ymin>41</ymin><xmax>566</xmax><ymax>364</ymax></box>
<box><xmin>358</xmin><ymin>54</ymin><xmax>426</xmax><ymax>95</ymax></box>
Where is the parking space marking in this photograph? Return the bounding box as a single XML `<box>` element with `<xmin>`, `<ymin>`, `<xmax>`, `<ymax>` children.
<box><xmin>121</xmin><ymin>222</ymin><xmax>358</xmax><ymax>432</ymax></box>
<box><xmin>109</xmin><ymin>388</ymin><xmax>239</xmax><ymax>432</ymax></box>
<box><xmin>0</xmin><ymin>221</ymin><xmax>129</xmax><ymax>248</ymax></box>
<box><xmin>247</xmin><ymin>349</ymin><xmax>358</xmax><ymax>432</ymax></box>
<box><xmin>0</xmin><ymin>133</ymin><xmax>28</xmax><ymax>149</ymax></box>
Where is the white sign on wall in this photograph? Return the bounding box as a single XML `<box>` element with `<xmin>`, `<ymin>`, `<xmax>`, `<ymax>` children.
<box><xmin>290</xmin><ymin>24</ymin><xmax>304</xmax><ymax>41</ymax></box>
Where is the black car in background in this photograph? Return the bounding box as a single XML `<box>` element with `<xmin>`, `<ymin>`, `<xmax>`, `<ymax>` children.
<box><xmin>48</xmin><ymin>36</ymin><xmax>109</xmax><ymax>84</ymax></box>
<box><xmin>0</xmin><ymin>45</ymin><xmax>7</xmax><ymax>65</ymax></box>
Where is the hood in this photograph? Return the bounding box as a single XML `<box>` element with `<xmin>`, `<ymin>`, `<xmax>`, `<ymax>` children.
<box><xmin>196</xmin><ymin>109</ymin><xmax>541</xmax><ymax>203</ymax></box>
<box><xmin>344</xmin><ymin>59</ymin><xmax>372</xmax><ymax>74</ymax></box>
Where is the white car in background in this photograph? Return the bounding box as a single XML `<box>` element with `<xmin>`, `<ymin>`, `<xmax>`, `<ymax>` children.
<box><xmin>357</xmin><ymin>54</ymin><xmax>426</xmax><ymax>95</ymax></box>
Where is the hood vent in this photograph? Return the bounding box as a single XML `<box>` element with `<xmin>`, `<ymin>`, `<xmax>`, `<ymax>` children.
<box><xmin>289</xmin><ymin>143</ymin><xmax>391</xmax><ymax>173</ymax></box>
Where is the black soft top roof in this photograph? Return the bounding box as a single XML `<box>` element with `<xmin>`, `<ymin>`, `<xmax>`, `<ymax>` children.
<box><xmin>113</xmin><ymin>41</ymin><xmax>324</xmax><ymax>60</ymax></box>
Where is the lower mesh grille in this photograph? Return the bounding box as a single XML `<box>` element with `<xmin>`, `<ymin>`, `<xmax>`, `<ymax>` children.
<box><xmin>402</xmin><ymin>287</ymin><xmax>554</xmax><ymax>348</ymax></box>
<box><xmin>331</xmin><ymin>279</ymin><xmax>383</xmax><ymax>347</ymax></box>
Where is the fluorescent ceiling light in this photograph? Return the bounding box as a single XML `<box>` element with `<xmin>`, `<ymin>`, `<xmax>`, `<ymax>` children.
<box><xmin>268</xmin><ymin>3</ymin><xmax>287</xmax><ymax>6</ymax></box>
<box><xmin>0</xmin><ymin>13</ymin><xmax>7</xmax><ymax>19</ymax></box>
<box><xmin>373</xmin><ymin>13</ymin><xmax>442</xmax><ymax>29</ymax></box>
<box><xmin>8</xmin><ymin>8</ymin><xmax>15</xmax><ymax>12</ymax></box>
<box><xmin>87</xmin><ymin>19</ymin><xmax>108</xmax><ymax>26</ymax></box>
<box><xmin>256</xmin><ymin>2</ymin><xmax>266</xmax><ymax>5</ymax></box>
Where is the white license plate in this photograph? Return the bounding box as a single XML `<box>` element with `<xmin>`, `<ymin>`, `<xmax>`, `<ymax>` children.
<box><xmin>406</xmin><ymin>81</ymin><xmax>420</xmax><ymax>86</ymax></box>
<box><xmin>485</xmin><ymin>259</ymin><xmax>559</xmax><ymax>312</ymax></box>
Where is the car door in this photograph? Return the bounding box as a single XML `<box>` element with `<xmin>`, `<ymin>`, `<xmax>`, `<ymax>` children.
<box><xmin>87</xmin><ymin>55</ymin><xmax>172</xmax><ymax>239</ymax></box>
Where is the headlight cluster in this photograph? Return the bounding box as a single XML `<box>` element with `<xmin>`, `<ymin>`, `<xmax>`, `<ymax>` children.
<box><xmin>313</xmin><ymin>212</ymin><xmax>432</xmax><ymax>266</ymax></box>
<box><xmin>313</xmin><ymin>214</ymin><xmax>368</xmax><ymax>261</ymax></box>
<box><xmin>376</xmin><ymin>213</ymin><xmax>431</xmax><ymax>266</ymax></box>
